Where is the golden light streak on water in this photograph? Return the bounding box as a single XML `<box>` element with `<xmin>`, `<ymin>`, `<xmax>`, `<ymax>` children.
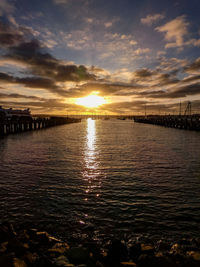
<box><xmin>83</xmin><ymin>118</ymin><xmax>101</xmax><ymax>200</ymax></box>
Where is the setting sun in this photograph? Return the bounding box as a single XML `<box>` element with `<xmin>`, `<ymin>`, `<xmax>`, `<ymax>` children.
<box><xmin>75</xmin><ymin>93</ymin><xmax>106</xmax><ymax>108</ymax></box>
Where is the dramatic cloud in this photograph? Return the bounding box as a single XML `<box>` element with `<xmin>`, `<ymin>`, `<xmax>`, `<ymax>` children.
<box><xmin>132</xmin><ymin>67</ymin><xmax>179</xmax><ymax>88</ymax></box>
<box><xmin>134</xmin><ymin>68</ymin><xmax>156</xmax><ymax>78</ymax></box>
<box><xmin>141</xmin><ymin>13</ymin><xmax>165</xmax><ymax>26</ymax></box>
<box><xmin>0</xmin><ymin>92</ymin><xmax>45</xmax><ymax>100</ymax></box>
<box><xmin>0</xmin><ymin>72</ymin><xmax>14</xmax><ymax>82</ymax></box>
<box><xmin>156</xmin><ymin>15</ymin><xmax>189</xmax><ymax>48</ymax></box>
<box><xmin>0</xmin><ymin>1</ymin><xmax>200</xmax><ymax>115</ymax></box>
<box><xmin>181</xmin><ymin>75</ymin><xmax>200</xmax><ymax>83</ymax></box>
<box><xmin>0</xmin><ymin>21</ymin><xmax>24</xmax><ymax>46</ymax></box>
<box><xmin>60</xmin><ymin>81</ymin><xmax>143</xmax><ymax>98</ymax></box>
<box><xmin>0</xmin><ymin>71</ymin><xmax>66</xmax><ymax>95</ymax></box>
<box><xmin>4</xmin><ymin>39</ymin><xmax>95</xmax><ymax>83</ymax></box>
<box><xmin>184</xmin><ymin>58</ymin><xmax>200</xmax><ymax>74</ymax></box>
<box><xmin>137</xmin><ymin>81</ymin><xmax>200</xmax><ymax>99</ymax></box>
<box><xmin>168</xmin><ymin>83</ymin><xmax>200</xmax><ymax>98</ymax></box>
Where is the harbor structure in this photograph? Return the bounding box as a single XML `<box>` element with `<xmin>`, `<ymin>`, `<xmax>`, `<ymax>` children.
<box><xmin>134</xmin><ymin>115</ymin><xmax>200</xmax><ymax>131</ymax></box>
<box><xmin>0</xmin><ymin>107</ymin><xmax>81</xmax><ymax>136</ymax></box>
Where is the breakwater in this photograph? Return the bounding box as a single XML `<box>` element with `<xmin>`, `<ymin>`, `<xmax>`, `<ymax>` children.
<box><xmin>0</xmin><ymin>116</ymin><xmax>81</xmax><ymax>136</ymax></box>
<box><xmin>134</xmin><ymin>115</ymin><xmax>200</xmax><ymax>131</ymax></box>
<box><xmin>0</xmin><ymin>222</ymin><xmax>200</xmax><ymax>267</ymax></box>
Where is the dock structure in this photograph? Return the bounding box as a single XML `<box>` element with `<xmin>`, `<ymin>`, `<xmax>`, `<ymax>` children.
<box><xmin>134</xmin><ymin>115</ymin><xmax>200</xmax><ymax>131</ymax></box>
<box><xmin>0</xmin><ymin>116</ymin><xmax>81</xmax><ymax>136</ymax></box>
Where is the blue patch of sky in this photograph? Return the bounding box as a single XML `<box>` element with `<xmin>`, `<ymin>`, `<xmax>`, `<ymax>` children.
<box><xmin>9</xmin><ymin>0</ymin><xmax>200</xmax><ymax>71</ymax></box>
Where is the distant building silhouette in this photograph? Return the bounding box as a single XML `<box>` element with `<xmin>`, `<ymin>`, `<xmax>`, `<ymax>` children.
<box><xmin>0</xmin><ymin>106</ymin><xmax>31</xmax><ymax>119</ymax></box>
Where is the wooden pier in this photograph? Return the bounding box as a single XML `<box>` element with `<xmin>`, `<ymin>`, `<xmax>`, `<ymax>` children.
<box><xmin>134</xmin><ymin>115</ymin><xmax>200</xmax><ymax>131</ymax></box>
<box><xmin>0</xmin><ymin>116</ymin><xmax>81</xmax><ymax>136</ymax></box>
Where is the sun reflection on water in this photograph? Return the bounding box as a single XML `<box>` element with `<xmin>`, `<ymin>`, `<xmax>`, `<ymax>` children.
<box><xmin>83</xmin><ymin>118</ymin><xmax>101</xmax><ymax>200</ymax></box>
<box><xmin>86</xmin><ymin>118</ymin><xmax>96</xmax><ymax>164</ymax></box>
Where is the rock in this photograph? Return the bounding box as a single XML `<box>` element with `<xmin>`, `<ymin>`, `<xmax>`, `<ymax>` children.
<box><xmin>121</xmin><ymin>261</ymin><xmax>137</xmax><ymax>266</ymax></box>
<box><xmin>53</xmin><ymin>255</ymin><xmax>73</xmax><ymax>266</ymax></box>
<box><xmin>0</xmin><ymin>222</ymin><xmax>16</xmax><ymax>242</ymax></box>
<box><xmin>170</xmin><ymin>243</ymin><xmax>182</xmax><ymax>254</ymax></box>
<box><xmin>36</xmin><ymin>231</ymin><xmax>50</xmax><ymax>244</ymax></box>
<box><xmin>67</xmin><ymin>247</ymin><xmax>90</xmax><ymax>265</ymax></box>
<box><xmin>13</xmin><ymin>257</ymin><xmax>27</xmax><ymax>267</ymax></box>
<box><xmin>48</xmin><ymin>235</ymin><xmax>62</xmax><ymax>245</ymax></box>
<box><xmin>107</xmin><ymin>240</ymin><xmax>128</xmax><ymax>262</ymax></box>
<box><xmin>26</xmin><ymin>228</ymin><xmax>38</xmax><ymax>240</ymax></box>
<box><xmin>141</xmin><ymin>244</ymin><xmax>154</xmax><ymax>255</ymax></box>
<box><xmin>34</xmin><ymin>256</ymin><xmax>55</xmax><ymax>267</ymax></box>
<box><xmin>129</xmin><ymin>243</ymin><xmax>141</xmax><ymax>261</ymax></box>
<box><xmin>48</xmin><ymin>242</ymin><xmax>70</xmax><ymax>256</ymax></box>
<box><xmin>0</xmin><ymin>241</ymin><xmax>8</xmax><ymax>254</ymax></box>
<box><xmin>81</xmin><ymin>241</ymin><xmax>101</xmax><ymax>262</ymax></box>
<box><xmin>23</xmin><ymin>251</ymin><xmax>39</xmax><ymax>265</ymax></box>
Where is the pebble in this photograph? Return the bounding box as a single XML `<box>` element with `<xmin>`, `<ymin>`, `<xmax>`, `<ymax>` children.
<box><xmin>0</xmin><ymin>222</ymin><xmax>200</xmax><ymax>267</ymax></box>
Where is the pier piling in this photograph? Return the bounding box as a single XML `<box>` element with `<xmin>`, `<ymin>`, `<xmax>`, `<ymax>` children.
<box><xmin>134</xmin><ymin>115</ymin><xmax>200</xmax><ymax>131</ymax></box>
<box><xmin>0</xmin><ymin>116</ymin><xmax>81</xmax><ymax>137</ymax></box>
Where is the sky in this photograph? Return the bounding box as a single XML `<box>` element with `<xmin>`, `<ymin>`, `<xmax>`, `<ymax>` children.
<box><xmin>0</xmin><ymin>0</ymin><xmax>200</xmax><ymax>115</ymax></box>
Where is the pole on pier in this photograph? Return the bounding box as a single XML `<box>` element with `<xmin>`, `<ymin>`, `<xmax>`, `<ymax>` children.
<box><xmin>184</xmin><ymin>101</ymin><xmax>192</xmax><ymax>116</ymax></box>
<box><xmin>179</xmin><ymin>101</ymin><xmax>182</xmax><ymax>116</ymax></box>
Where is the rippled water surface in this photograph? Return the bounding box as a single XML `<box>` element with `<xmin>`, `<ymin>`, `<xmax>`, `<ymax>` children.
<box><xmin>0</xmin><ymin>119</ymin><xmax>200</xmax><ymax>243</ymax></box>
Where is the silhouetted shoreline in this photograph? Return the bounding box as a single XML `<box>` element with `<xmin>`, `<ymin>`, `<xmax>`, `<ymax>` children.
<box><xmin>1</xmin><ymin>222</ymin><xmax>200</xmax><ymax>267</ymax></box>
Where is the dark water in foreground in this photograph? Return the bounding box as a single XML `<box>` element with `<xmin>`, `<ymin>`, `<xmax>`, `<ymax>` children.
<box><xmin>0</xmin><ymin>119</ymin><xmax>200</xmax><ymax>243</ymax></box>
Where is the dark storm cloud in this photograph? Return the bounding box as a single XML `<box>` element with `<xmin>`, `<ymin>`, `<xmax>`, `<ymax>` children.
<box><xmin>0</xmin><ymin>21</ymin><xmax>24</xmax><ymax>46</ymax></box>
<box><xmin>0</xmin><ymin>32</ymin><xmax>23</xmax><ymax>46</ymax></box>
<box><xmin>0</xmin><ymin>72</ymin><xmax>14</xmax><ymax>82</ymax></box>
<box><xmin>156</xmin><ymin>73</ymin><xmax>179</xmax><ymax>86</ymax></box>
<box><xmin>61</xmin><ymin>81</ymin><xmax>143</xmax><ymax>98</ymax></box>
<box><xmin>167</xmin><ymin>83</ymin><xmax>200</xmax><ymax>98</ymax></box>
<box><xmin>132</xmin><ymin>68</ymin><xmax>179</xmax><ymax>87</ymax></box>
<box><xmin>5</xmin><ymin>39</ymin><xmax>95</xmax><ymax>82</ymax></box>
<box><xmin>134</xmin><ymin>68</ymin><xmax>156</xmax><ymax>78</ymax></box>
<box><xmin>15</xmin><ymin>76</ymin><xmax>57</xmax><ymax>90</ymax></box>
<box><xmin>0</xmin><ymin>71</ymin><xmax>57</xmax><ymax>90</ymax></box>
<box><xmin>0</xmin><ymin>71</ymin><xmax>69</xmax><ymax>96</ymax></box>
<box><xmin>0</xmin><ymin>92</ymin><xmax>44</xmax><ymax>100</ymax></box>
<box><xmin>138</xmin><ymin>83</ymin><xmax>200</xmax><ymax>99</ymax></box>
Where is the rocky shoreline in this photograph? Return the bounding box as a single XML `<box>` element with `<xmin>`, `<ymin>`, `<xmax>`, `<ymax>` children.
<box><xmin>0</xmin><ymin>222</ymin><xmax>200</xmax><ymax>267</ymax></box>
